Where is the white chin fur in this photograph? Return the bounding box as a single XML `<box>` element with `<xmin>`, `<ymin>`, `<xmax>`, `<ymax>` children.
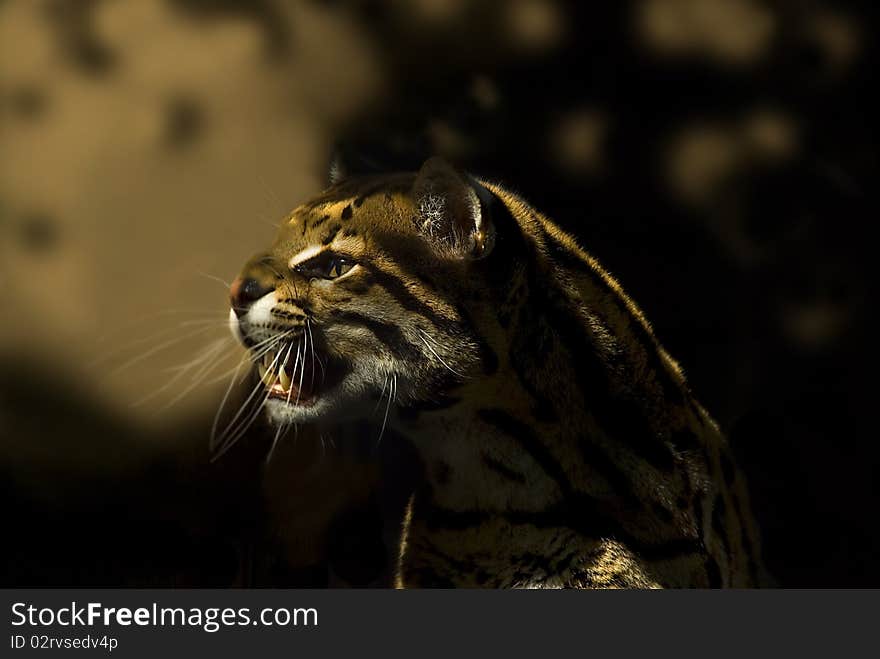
<box><xmin>228</xmin><ymin>308</ymin><xmax>243</xmax><ymax>343</ymax></box>
<box><xmin>264</xmin><ymin>397</ymin><xmax>333</xmax><ymax>425</ymax></box>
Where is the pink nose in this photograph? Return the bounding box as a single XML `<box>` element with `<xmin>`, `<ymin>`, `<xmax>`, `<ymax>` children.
<box><xmin>230</xmin><ymin>277</ymin><xmax>272</xmax><ymax>317</ymax></box>
<box><xmin>229</xmin><ymin>277</ymin><xmax>244</xmax><ymax>305</ymax></box>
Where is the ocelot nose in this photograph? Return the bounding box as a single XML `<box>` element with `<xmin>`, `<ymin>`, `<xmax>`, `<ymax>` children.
<box><xmin>230</xmin><ymin>277</ymin><xmax>274</xmax><ymax>317</ymax></box>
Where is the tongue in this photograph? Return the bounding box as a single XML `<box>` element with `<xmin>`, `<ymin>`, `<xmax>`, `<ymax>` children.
<box><xmin>271</xmin><ymin>382</ymin><xmax>313</xmax><ymax>402</ymax></box>
<box><xmin>272</xmin><ymin>359</ymin><xmax>318</xmax><ymax>400</ymax></box>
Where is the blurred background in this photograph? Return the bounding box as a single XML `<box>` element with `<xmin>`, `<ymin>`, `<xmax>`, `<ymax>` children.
<box><xmin>0</xmin><ymin>0</ymin><xmax>876</xmax><ymax>587</ymax></box>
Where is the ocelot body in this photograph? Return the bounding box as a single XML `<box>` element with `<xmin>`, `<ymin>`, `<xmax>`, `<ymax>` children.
<box><xmin>228</xmin><ymin>157</ymin><xmax>764</xmax><ymax>588</ymax></box>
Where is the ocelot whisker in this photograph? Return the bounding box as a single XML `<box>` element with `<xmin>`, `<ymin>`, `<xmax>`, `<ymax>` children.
<box><xmin>132</xmin><ymin>337</ymin><xmax>230</xmax><ymax>408</ymax></box>
<box><xmin>89</xmin><ymin>319</ymin><xmax>228</xmax><ymax>369</ymax></box>
<box><xmin>265</xmin><ymin>421</ymin><xmax>290</xmax><ymax>464</ymax></box>
<box><xmin>210</xmin><ymin>348</ymin><xmax>254</xmax><ymax>452</ymax></box>
<box><xmin>212</xmin><ymin>346</ymin><xmax>284</xmax><ymax>452</ymax></box>
<box><xmin>416</xmin><ymin>330</ymin><xmax>466</xmax><ymax>378</ymax></box>
<box><xmin>153</xmin><ymin>340</ymin><xmax>240</xmax><ymax>412</ymax></box>
<box><xmin>107</xmin><ymin>323</ymin><xmax>226</xmax><ymax>376</ymax></box>
<box><xmin>376</xmin><ymin>373</ymin><xmax>396</xmax><ymax>447</ymax></box>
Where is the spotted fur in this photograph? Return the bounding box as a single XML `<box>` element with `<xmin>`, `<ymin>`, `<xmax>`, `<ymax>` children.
<box><xmin>231</xmin><ymin>157</ymin><xmax>764</xmax><ymax>588</ymax></box>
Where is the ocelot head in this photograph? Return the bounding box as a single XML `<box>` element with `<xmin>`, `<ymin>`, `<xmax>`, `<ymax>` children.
<box><xmin>228</xmin><ymin>157</ymin><xmax>501</xmax><ymax>426</ymax></box>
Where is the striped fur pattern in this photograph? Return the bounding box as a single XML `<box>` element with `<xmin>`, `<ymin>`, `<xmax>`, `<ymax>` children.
<box><xmin>230</xmin><ymin>157</ymin><xmax>763</xmax><ymax>588</ymax></box>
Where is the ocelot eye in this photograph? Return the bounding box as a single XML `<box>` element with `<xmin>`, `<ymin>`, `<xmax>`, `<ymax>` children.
<box><xmin>326</xmin><ymin>257</ymin><xmax>354</xmax><ymax>279</ymax></box>
<box><xmin>295</xmin><ymin>252</ymin><xmax>355</xmax><ymax>280</ymax></box>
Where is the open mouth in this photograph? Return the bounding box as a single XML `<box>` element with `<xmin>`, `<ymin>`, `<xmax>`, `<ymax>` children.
<box><xmin>253</xmin><ymin>340</ymin><xmax>344</xmax><ymax>407</ymax></box>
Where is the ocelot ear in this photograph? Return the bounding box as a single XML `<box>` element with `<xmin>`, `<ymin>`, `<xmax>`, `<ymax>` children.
<box><xmin>412</xmin><ymin>157</ymin><xmax>495</xmax><ymax>260</ymax></box>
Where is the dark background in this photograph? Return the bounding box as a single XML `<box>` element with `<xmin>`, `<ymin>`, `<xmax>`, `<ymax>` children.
<box><xmin>1</xmin><ymin>0</ymin><xmax>876</xmax><ymax>586</ymax></box>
